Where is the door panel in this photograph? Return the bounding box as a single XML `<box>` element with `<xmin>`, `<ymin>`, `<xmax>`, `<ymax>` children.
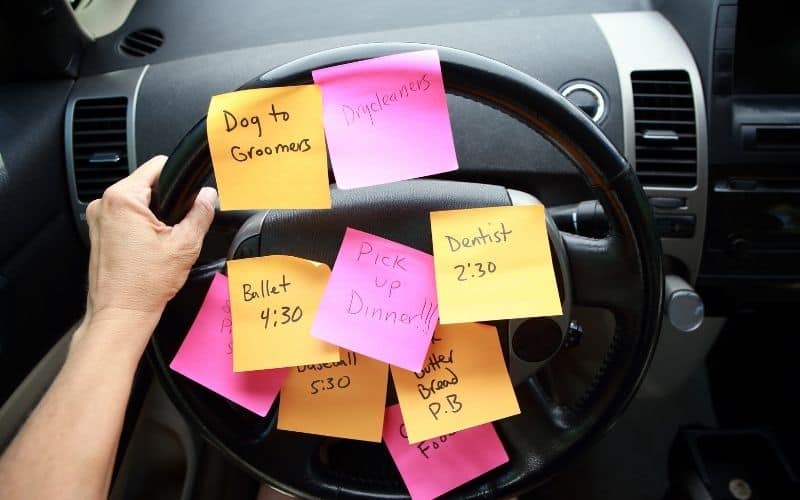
<box><xmin>0</xmin><ymin>79</ymin><xmax>88</xmax><ymax>403</ymax></box>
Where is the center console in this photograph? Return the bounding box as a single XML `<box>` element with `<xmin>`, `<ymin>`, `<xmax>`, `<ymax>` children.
<box><xmin>701</xmin><ymin>0</ymin><xmax>800</xmax><ymax>287</ymax></box>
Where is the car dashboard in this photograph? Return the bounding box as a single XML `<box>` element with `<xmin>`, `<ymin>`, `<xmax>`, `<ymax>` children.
<box><xmin>2</xmin><ymin>0</ymin><xmax>800</xmax><ymax>496</ymax></box>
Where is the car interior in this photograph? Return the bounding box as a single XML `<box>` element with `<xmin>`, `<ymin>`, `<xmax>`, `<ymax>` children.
<box><xmin>1</xmin><ymin>0</ymin><xmax>799</xmax><ymax>499</ymax></box>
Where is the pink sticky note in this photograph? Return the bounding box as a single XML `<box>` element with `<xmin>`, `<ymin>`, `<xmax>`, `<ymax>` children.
<box><xmin>312</xmin><ymin>49</ymin><xmax>458</xmax><ymax>189</ymax></box>
<box><xmin>383</xmin><ymin>404</ymin><xmax>509</xmax><ymax>500</ymax></box>
<box><xmin>311</xmin><ymin>228</ymin><xmax>438</xmax><ymax>371</ymax></box>
<box><xmin>170</xmin><ymin>273</ymin><xmax>288</xmax><ymax>416</ymax></box>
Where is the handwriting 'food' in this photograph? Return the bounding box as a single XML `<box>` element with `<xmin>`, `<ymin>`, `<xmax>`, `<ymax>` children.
<box><xmin>382</xmin><ymin>404</ymin><xmax>509</xmax><ymax>500</ymax></box>
<box><xmin>392</xmin><ymin>323</ymin><xmax>520</xmax><ymax>443</ymax></box>
<box><xmin>278</xmin><ymin>349</ymin><xmax>388</xmax><ymax>442</ymax></box>
<box><xmin>311</xmin><ymin>228</ymin><xmax>439</xmax><ymax>372</ymax></box>
<box><xmin>170</xmin><ymin>273</ymin><xmax>288</xmax><ymax>416</ymax></box>
<box><xmin>312</xmin><ymin>49</ymin><xmax>458</xmax><ymax>189</ymax></box>
<box><xmin>207</xmin><ymin>85</ymin><xmax>331</xmax><ymax>210</ymax></box>
<box><xmin>430</xmin><ymin>204</ymin><xmax>563</xmax><ymax>323</ymax></box>
<box><xmin>227</xmin><ymin>256</ymin><xmax>339</xmax><ymax>371</ymax></box>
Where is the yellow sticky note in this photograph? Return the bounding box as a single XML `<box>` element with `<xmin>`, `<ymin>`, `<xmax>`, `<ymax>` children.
<box><xmin>278</xmin><ymin>350</ymin><xmax>389</xmax><ymax>442</ymax></box>
<box><xmin>430</xmin><ymin>204</ymin><xmax>562</xmax><ymax>323</ymax></box>
<box><xmin>207</xmin><ymin>86</ymin><xmax>331</xmax><ymax>210</ymax></box>
<box><xmin>392</xmin><ymin>323</ymin><xmax>520</xmax><ymax>443</ymax></box>
<box><xmin>227</xmin><ymin>255</ymin><xmax>339</xmax><ymax>371</ymax></box>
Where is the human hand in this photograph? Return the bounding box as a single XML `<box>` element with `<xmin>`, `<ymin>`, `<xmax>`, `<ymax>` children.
<box><xmin>81</xmin><ymin>155</ymin><xmax>217</xmax><ymax>347</ymax></box>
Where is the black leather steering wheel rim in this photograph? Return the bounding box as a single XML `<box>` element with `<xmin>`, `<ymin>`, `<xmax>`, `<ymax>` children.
<box><xmin>148</xmin><ymin>43</ymin><xmax>663</xmax><ymax>498</ymax></box>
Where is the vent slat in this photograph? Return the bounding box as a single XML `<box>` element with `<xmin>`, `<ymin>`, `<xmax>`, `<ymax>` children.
<box><xmin>133</xmin><ymin>31</ymin><xmax>164</xmax><ymax>44</ymax></box>
<box><xmin>636</xmin><ymin>132</ymin><xmax>696</xmax><ymax>139</ymax></box>
<box><xmin>72</xmin><ymin>97</ymin><xmax>129</xmax><ymax>202</ymax></box>
<box><xmin>125</xmin><ymin>37</ymin><xmax>161</xmax><ymax>51</ymax></box>
<box><xmin>635</xmin><ymin>171</ymin><xmax>695</xmax><ymax>177</ymax></box>
<box><xmin>631</xmin><ymin>70</ymin><xmax>697</xmax><ymax>188</ymax></box>
<box><xmin>74</xmin><ymin>141</ymin><xmax>127</xmax><ymax>148</ymax></box>
<box><xmin>637</xmin><ymin>158</ymin><xmax>696</xmax><ymax>166</ymax></box>
<box><xmin>74</xmin><ymin>116</ymin><xmax>127</xmax><ymax>123</ymax></box>
<box><xmin>634</xmin><ymin>119</ymin><xmax>695</xmax><ymax>126</ymax></box>
<box><xmin>634</xmin><ymin>106</ymin><xmax>694</xmax><ymax>112</ymax></box>
<box><xmin>631</xmin><ymin>79</ymin><xmax>691</xmax><ymax>85</ymax></box>
<box><xmin>74</xmin><ymin>153</ymin><xmax>128</xmax><ymax>161</ymax></box>
<box><xmin>74</xmin><ymin>166</ymin><xmax>130</xmax><ymax>174</ymax></box>
<box><xmin>74</xmin><ymin>129</ymin><xmax>126</xmax><ymax>136</ymax></box>
<box><xmin>119</xmin><ymin>28</ymin><xmax>163</xmax><ymax>57</ymax></box>
<box><xmin>120</xmin><ymin>45</ymin><xmax>149</xmax><ymax>57</ymax></box>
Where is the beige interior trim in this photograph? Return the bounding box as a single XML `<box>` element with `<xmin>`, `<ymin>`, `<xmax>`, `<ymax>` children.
<box><xmin>73</xmin><ymin>0</ymin><xmax>139</xmax><ymax>39</ymax></box>
<box><xmin>0</xmin><ymin>322</ymin><xmax>77</xmax><ymax>452</ymax></box>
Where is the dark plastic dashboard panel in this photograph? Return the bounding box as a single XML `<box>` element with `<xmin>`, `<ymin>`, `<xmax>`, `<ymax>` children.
<box><xmin>134</xmin><ymin>14</ymin><xmax>624</xmax><ymax>208</ymax></box>
<box><xmin>79</xmin><ymin>0</ymin><xmax>643</xmax><ymax>76</ymax></box>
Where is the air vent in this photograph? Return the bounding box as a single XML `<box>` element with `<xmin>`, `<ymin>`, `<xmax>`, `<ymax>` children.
<box><xmin>119</xmin><ymin>28</ymin><xmax>163</xmax><ymax>57</ymax></box>
<box><xmin>632</xmin><ymin>70</ymin><xmax>697</xmax><ymax>188</ymax></box>
<box><xmin>72</xmin><ymin>97</ymin><xmax>129</xmax><ymax>202</ymax></box>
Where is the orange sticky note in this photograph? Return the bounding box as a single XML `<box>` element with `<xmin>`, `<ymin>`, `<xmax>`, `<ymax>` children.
<box><xmin>278</xmin><ymin>349</ymin><xmax>389</xmax><ymax>442</ymax></box>
<box><xmin>207</xmin><ymin>86</ymin><xmax>331</xmax><ymax>210</ymax></box>
<box><xmin>227</xmin><ymin>255</ymin><xmax>339</xmax><ymax>371</ymax></box>
<box><xmin>392</xmin><ymin>323</ymin><xmax>520</xmax><ymax>443</ymax></box>
<box><xmin>430</xmin><ymin>205</ymin><xmax>562</xmax><ymax>323</ymax></box>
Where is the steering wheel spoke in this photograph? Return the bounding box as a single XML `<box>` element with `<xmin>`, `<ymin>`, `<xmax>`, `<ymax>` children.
<box><xmin>561</xmin><ymin>231</ymin><xmax>643</xmax><ymax>313</ymax></box>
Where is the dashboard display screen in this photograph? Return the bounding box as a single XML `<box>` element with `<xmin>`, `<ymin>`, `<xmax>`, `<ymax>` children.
<box><xmin>734</xmin><ymin>0</ymin><xmax>800</xmax><ymax>94</ymax></box>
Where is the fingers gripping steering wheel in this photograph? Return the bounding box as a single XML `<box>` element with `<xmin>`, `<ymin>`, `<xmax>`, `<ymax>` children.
<box><xmin>148</xmin><ymin>43</ymin><xmax>663</xmax><ymax>498</ymax></box>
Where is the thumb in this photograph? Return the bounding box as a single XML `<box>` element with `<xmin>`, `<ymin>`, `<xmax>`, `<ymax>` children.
<box><xmin>172</xmin><ymin>187</ymin><xmax>218</xmax><ymax>244</ymax></box>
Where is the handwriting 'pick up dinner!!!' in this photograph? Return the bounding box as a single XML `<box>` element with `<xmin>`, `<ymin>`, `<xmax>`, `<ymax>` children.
<box><xmin>170</xmin><ymin>50</ymin><xmax>563</xmax><ymax>499</ymax></box>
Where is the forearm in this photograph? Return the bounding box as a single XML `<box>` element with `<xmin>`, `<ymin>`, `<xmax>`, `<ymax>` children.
<box><xmin>0</xmin><ymin>312</ymin><xmax>157</xmax><ymax>500</ymax></box>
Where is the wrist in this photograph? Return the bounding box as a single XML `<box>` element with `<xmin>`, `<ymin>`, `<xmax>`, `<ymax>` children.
<box><xmin>71</xmin><ymin>307</ymin><xmax>161</xmax><ymax>362</ymax></box>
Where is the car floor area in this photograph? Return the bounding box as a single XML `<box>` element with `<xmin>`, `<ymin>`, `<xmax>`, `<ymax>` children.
<box><xmin>533</xmin><ymin>370</ymin><xmax>717</xmax><ymax>500</ymax></box>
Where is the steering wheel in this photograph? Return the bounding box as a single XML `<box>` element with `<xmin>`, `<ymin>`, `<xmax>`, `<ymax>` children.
<box><xmin>148</xmin><ymin>43</ymin><xmax>663</xmax><ymax>498</ymax></box>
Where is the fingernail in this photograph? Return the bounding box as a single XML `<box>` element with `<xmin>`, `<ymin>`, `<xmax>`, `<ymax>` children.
<box><xmin>197</xmin><ymin>186</ymin><xmax>218</xmax><ymax>206</ymax></box>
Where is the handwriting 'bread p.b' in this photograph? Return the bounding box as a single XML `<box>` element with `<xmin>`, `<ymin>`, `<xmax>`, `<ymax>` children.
<box><xmin>391</xmin><ymin>323</ymin><xmax>520</xmax><ymax>443</ymax></box>
<box><xmin>430</xmin><ymin>204</ymin><xmax>562</xmax><ymax>323</ymax></box>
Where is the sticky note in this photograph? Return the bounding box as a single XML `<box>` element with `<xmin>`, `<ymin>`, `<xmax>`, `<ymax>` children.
<box><xmin>312</xmin><ymin>50</ymin><xmax>458</xmax><ymax>189</ymax></box>
<box><xmin>383</xmin><ymin>404</ymin><xmax>509</xmax><ymax>500</ymax></box>
<box><xmin>277</xmin><ymin>349</ymin><xmax>389</xmax><ymax>441</ymax></box>
<box><xmin>226</xmin><ymin>255</ymin><xmax>339</xmax><ymax>371</ymax></box>
<box><xmin>170</xmin><ymin>273</ymin><xmax>288</xmax><ymax>416</ymax></box>
<box><xmin>311</xmin><ymin>228</ymin><xmax>439</xmax><ymax>372</ymax></box>
<box><xmin>430</xmin><ymin>205</ymin><xmax>562</xmax><ymax>323</ymax></box>
<box><xmin>392</xmin><ymin>323</ymin><xmax>520</xmax><ymax>443</ymax></box>
<box><xmin>207</xmin><ymin>86</ymin><xmax>331</xmax><ymax>210</ymax></box>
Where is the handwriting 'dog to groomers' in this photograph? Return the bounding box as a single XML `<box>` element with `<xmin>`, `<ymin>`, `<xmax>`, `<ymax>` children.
<box><xmin>312</xmin><ymin>49</ymin><xmax>458</xmax><ymax>189</ymax></box>
<box><xmin>430</xmin><ymin>204</ymin><xmax>563</xmax><ymax>324</ymax></box>
<box><xmin>227</xmin><ymin>255</ymin><xmax>339</xmax><ymax>372</ymax></box>
<box><xmin>392</xmin><ymin>323</ymin><xmax>520</xmax><ymax>443</ymax></box>
<box><xmin>169</xmin><ymin>273</ymin><xmax>288</xmax><ymax>416</ymax></box>
<box><xmin>311</xmin><ymin>228</ymin><xmax>439</xmax><ymax>372</ymax></box>
<box><xmin>207</xmin><ymin>85</ymin><xmax>331</xmax><ymax>210</ymax></box>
